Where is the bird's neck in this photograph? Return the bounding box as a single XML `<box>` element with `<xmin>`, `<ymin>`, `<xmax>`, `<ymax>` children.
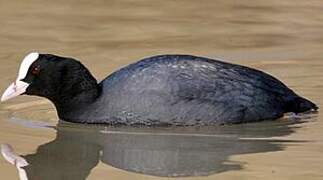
<box><xmin>53</xmin><ymin>83</ymin><xmax>101</xmax><ymax>114</ymax></box>
<box><xmin>48</xmin><ymin>65</ymin><xmax>102</xmax><ymax>118</ymax></box>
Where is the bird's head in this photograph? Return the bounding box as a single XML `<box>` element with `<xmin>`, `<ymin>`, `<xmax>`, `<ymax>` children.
<box><xmin>1</xmin><ymin>52</ymin><xmax>99</xmax><ymax>108</ymax></box>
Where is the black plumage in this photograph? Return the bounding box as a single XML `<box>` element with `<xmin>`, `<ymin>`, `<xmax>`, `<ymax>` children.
<box><xmin>22</xmin><ymin>54</ymin><xmax>317</xmax><ymax>125</ymax></box>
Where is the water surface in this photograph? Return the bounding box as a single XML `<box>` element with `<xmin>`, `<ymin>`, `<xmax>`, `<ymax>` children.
<box><xmin>0</xmin><ymin>0</ymin><xmax>322</xmax><ymax>179</ymax></box>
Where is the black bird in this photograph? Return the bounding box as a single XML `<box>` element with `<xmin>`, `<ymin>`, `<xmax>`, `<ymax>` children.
<box><xmin>1</xmin><ymin>53</ymin><xmax>318</xmax><ymax>125</ymax></box>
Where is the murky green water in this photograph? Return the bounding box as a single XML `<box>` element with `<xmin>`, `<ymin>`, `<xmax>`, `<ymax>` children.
<box><xmin>0</xmin><ymin>0</ymin><xmax>322</xmax><ymax>179</ymax></box>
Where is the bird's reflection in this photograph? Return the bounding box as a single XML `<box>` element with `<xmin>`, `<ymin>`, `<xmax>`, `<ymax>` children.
<box><xmin>2</xmin><ymin>119</ymin><xmax>308</xmax><ymax>180</ymax></box>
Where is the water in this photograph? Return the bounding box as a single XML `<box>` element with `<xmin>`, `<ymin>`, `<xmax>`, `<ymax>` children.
<box><xmin>0</xmin><ymin>0</ymin><xmax>322</xmax><ymax>179</ymax></box>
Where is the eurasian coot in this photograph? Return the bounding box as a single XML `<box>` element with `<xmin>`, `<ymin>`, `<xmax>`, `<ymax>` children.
<box><xmin>1</xmin><ymin>53</ymin><xmax>318</xmax><ymax>125</ymax></box>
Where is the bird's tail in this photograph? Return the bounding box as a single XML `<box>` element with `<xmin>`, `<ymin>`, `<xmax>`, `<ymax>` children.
<box><xmin>283</xmin><ymin>96</ymin><xmax>318</xmax><ymax>113</ymax></box>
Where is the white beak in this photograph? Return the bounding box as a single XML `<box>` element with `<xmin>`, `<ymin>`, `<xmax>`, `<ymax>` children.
<box><xmin>1</xmin><ymin>80</ymin><xmax>30</xmax><ymax>102</ymax></box>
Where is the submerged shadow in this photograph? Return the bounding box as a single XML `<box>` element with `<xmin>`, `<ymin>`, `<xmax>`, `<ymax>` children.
<box><xmin>3</xmin><ymin>119</ymin><xmax>309</xmax><ymax>179</ymax></box>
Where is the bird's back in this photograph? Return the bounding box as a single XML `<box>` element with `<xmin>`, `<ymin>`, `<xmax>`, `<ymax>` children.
<box><xmin>81</xmin><ymin>55</ymin><xmax>316</xmax><ymax>125</ymax></box>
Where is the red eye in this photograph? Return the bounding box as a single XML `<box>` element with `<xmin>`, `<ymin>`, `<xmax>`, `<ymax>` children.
<box><xmin>31</xmin><ymin>65</ymin><xmax>41</xmax><ymax>75</ymax></box>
